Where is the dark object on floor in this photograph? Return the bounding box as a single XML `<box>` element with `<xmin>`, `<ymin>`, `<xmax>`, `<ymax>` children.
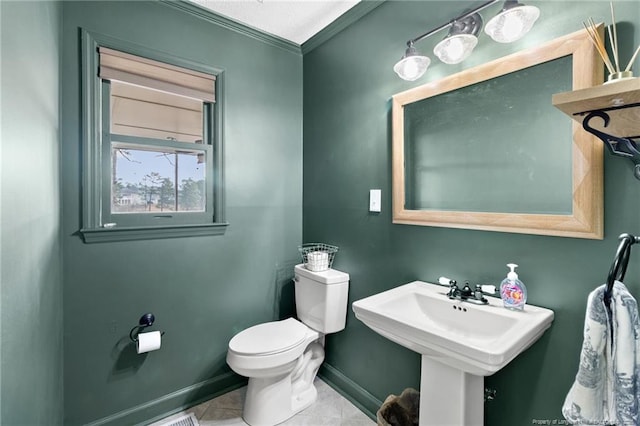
<box><xmin>376</xmin><ymin>387</ymin><xmax>420</xmax><ymax>426</ymax></box>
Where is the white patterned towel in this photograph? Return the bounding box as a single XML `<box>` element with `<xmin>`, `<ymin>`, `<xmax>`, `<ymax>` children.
<box><xmin>562</xmin><ymin>281</ymin><xmax>640</xmax><ymax>425</ymax></box>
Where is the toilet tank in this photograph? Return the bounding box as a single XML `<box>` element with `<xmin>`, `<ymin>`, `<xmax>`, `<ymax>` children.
<box><xmin>294</xmin><ymin>264</ymin><xmax>349</xmax><ymax>333</ymax></box>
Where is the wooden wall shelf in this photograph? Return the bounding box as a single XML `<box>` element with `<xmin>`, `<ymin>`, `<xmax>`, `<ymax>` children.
<box><xmin>553</xmin><ymin>77</ymin><xmax>640</xmax><ymax>137</ymax></box>
<box><xmin>553</xmin><ymin>77</ymin><xmax>640</xmax><ymax>179</ymax></box>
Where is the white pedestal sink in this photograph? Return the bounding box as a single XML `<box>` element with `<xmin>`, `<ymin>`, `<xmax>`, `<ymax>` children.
<box><xmin>352</xmin><ymin>281</ymin><xmax>554</xmax><ymax>426</ymax></box>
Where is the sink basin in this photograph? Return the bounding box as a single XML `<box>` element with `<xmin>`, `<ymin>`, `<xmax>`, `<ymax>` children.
<box><xmin>353</xmin><ymin>281</ymin><xmax>554</xmax><ymax>425</ymax></box>
<box><xmin>352</xmin><ymin>281</ymin><xmax>554</xmax><ymax>376</ymax></box>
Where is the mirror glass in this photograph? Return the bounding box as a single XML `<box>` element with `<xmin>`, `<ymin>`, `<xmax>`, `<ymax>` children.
<box><xmin>404</xmin><ymin>56</ymin><xmax>572</xmax><ymax>214</ymax></box>
<box><xmin>392</xmin><ymin>29</ymin><xmax>604</xmax><ymax>239</ymax></box>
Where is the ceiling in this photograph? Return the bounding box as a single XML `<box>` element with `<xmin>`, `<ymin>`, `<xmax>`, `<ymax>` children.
<box><xmin>189</xmin><ymin>0</ymin><xmax>361</xmax><ymax>45</ymax></box>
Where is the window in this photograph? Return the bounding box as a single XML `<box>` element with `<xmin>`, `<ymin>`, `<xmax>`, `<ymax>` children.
<box><xmin>81</xmin><ymin>32</ymin><xmax>226</xmax><ymax>242</ymax></box>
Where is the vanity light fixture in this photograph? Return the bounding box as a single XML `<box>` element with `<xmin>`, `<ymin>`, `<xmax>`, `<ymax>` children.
<box><xmin>394</xmin><ymin>0</ymin><xmax>540</xmax><ymax>80</ymax></box>
<box><xmin>433</xmin><ymin>13</ymin><xmax>483</xmax><ymax>65</ymax></box>
<box><xmin>393</xmin><ymin>42</ymin><xmax>431</xmax><ymax>81</ymax></box>
<box><xmin>484</xmin><ymin>0</ymin><xmax>540</xmax><ymax>43</ymax></box>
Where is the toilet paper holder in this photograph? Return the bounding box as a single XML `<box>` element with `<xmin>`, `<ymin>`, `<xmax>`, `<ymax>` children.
<box><xmin>129</xmin><ymin>312</ymin><xmax>165</xmax><ymax>343</ymax></box>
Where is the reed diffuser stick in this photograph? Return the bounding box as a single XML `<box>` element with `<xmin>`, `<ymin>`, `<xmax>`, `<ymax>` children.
<box><xmin>589</xmin><ymin>20</ymin><xmax>615</xmax><ymax>73</ymax></box>
<box><xmin>583</xmin><ymin>21</ymin><xmax>615</xmax><ymax>74</ymax></box>
<box><xmin>625</xmin><ymin>45</ymin><xmax>640</xmax><ymax>72</ymax></box>
<box><xmin>607</xmin><ymin>25</ymin><xmax>620</xmax><ymax>72</ymax></box>
<box><xmin>610</xmin><ymin>2</ymin><xmax>621</xmax><ymax>72</ymax></box>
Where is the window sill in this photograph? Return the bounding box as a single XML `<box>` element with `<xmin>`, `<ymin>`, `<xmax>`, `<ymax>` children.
<box><xmin>80</xmin><ymin>222</ymin><xmax>229</xmax><ymax>243</ymax></box>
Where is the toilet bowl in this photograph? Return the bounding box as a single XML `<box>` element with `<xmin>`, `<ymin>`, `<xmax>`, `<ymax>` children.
<box><xmin>227</xmin><ymin>318</ymin><xmax>323</xmax><ymax>426</ymax></box>
<box><xmin>226</xmin><ymin>265</ymin><xmax>349</xmax><ymax>426</ymax></box>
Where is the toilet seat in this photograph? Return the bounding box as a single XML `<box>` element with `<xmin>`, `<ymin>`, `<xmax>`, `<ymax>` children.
<box><xmin>229</xmin><ymin>318</ymin><xmax>309</xmax><ymax>356</ymax></box>
<box><xmin>227</xmin><ymin>318</ymin><xmax>320</xmax><ymax>378</ymax></box>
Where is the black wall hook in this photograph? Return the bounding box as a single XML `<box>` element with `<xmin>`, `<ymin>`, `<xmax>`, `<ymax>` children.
<box><xmin>582</xmin><ymin>106</ymin><xmax>640</xmax><ymax>180</ymax></box>
<box><xmin>129</xmin><ymin>313</ymin><xmax>164</xmax><ymax>342</ymax></box>
<box><xmin>605</xmin><ymin>233</ymin><xmax>640</xmax><ymax>307</ymax></box>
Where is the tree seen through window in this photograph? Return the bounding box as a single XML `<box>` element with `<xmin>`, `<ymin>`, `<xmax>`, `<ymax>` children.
<box><xmin>112</xmin><ymin>148</ymin><xmax>205</xmax><ymax>213</ymax></box>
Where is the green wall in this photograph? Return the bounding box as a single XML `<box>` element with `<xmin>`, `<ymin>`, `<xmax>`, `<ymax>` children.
<box><xmin>1</xmin><ymin>1</ymin><xmax>64</xmax><ymax>424</ymax></box>
<box><xmin>5</xmin><ymin>1</ymin><xmax>640</xmax><ymax>424</ymax></box>
<box><xmin>304</xmin><ymin>0</ymin><xmax>640</xmax><ymax>424</ymax></box>
<box><xmin>60</xmin><ymin>2</ymin><xmax>302</xmax><ymax>424</ymax></box>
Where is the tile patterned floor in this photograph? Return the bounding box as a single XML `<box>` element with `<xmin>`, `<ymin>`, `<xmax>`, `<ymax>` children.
<box><xmin>152</xmin><ymin>378</ymin><xmax>375</xmax><ymax>426</ymax></box>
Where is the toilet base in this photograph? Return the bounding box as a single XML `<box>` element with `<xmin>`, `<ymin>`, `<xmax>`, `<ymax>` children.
<box><xmin>243</xmin><ymin>375</ymin><xmax>318</xmax><ymax>426</ymax></box>
<box><xmin>242</xmin><ymin>342</ymin><xmax>324</xmax><ymax>426</ymax></box>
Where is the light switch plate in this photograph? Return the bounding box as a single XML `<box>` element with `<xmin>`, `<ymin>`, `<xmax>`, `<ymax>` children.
<box><xmin>369</xmin><ymin>189</ymin><xmax>381</xmax><ymax>212</ymax></box>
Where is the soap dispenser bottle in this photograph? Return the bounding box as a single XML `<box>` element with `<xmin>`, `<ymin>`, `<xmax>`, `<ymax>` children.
<box><xmin>500</xmin><ymin>263</ymin><xmax>527</xmax><ymax>310</ymax></box>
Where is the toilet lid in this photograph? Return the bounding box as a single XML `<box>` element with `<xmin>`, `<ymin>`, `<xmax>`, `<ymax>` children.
<box><xmin>229</xmin><ymin>318</ymin><xmax>309</xmax><ymax>356</ymax></box>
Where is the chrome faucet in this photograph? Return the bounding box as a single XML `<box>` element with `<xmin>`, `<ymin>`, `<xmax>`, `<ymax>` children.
<box><xmin>438</xmin><ymin>277</ymin><xmax>495</xmax><ymax>305</ymax></box>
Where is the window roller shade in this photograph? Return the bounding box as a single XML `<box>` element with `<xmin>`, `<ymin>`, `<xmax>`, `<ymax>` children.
<box><xmin>99</xmin><ymin>47</ymin><xmax>215</xmax><ymax>102</ymax></box>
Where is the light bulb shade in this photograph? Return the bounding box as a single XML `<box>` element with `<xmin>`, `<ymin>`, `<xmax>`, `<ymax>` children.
<box><xmin>485</xmin><ymin>1</ymin><xmax>540</xmax><ymax>43</ymax></box>
<box><xmin>434</xmin><ymin>34</ymin><xmax>478</xmax><ymax>64</ymax></box>
<box><xmin>393</xmin><ymin>46</ymin><xmax>430</xmax><ymax>81</ymax></box>
<box><xmin>433</xmin><ymin>13</ymin><xmax>482</xmax><ymax>65</ymax></box>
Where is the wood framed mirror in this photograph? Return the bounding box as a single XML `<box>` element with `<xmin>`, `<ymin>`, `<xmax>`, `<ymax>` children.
<box><xmin>392</xmin><ymin>28</ymin><xmax>604</xmax><ymax>239</ymax></box>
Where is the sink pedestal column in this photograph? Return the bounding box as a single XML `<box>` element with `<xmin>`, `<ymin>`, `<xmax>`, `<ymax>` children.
<box><xmin>420</xmin><ymin>356</ymin><xmax>483</xmax><ymax>426</ymax></box>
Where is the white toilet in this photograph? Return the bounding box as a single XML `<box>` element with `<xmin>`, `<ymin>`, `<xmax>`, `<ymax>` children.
<box><xmin>226</xmin><ymin>264</ymin><xmax>349</xmax><ymax>426</ymax></box>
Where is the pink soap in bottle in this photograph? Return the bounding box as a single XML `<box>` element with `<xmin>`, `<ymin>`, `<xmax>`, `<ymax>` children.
<box><xmin>500</xmin><ymin>263</ymin><xmax>527</xmax><ymax>310</ymax></box>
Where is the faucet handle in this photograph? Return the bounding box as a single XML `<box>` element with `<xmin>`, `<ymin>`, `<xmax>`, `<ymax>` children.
<box><xmin>479</xmin><ymin>284</ymin><xmax>496</xmax><ymax>294</ymax></box>
<box><xmin>439</xmin><ymin>276</ymin><xmax>457</xmax><ymax>287</ymax></box>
